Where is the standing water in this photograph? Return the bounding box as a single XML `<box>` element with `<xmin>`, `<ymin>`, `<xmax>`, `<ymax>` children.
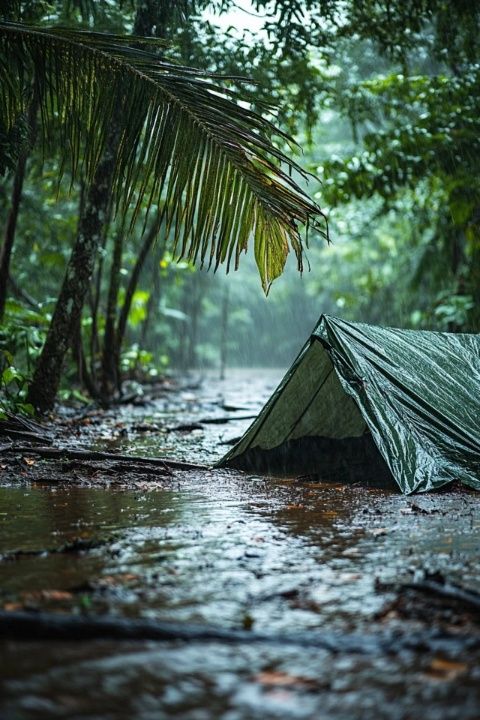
<box><xmin>1</xmin><ymin>370</ymin><xmax>479</xmax><ymax>719</ymax></box>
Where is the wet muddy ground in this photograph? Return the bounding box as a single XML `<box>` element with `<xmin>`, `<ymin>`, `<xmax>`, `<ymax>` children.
<box><xmin>0</xmin><ymin>370</ymin><xmax>479</xmax><ymax>719</ymax></box>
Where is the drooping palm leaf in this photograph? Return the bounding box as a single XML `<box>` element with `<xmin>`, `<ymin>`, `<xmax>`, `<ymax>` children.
<box><xmin>0</xmin><ymin>21</ymin><xmax>326</xmax><ymax>291</ymax></box>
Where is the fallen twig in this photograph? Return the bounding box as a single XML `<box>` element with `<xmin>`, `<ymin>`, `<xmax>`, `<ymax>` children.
<box><xmin>197</xmin><ymin>415</ymin><xmax>256</xmax><ymax>425</ymax></box>
<box><xmin>404</xmin><ymin>580</ymin><xmax>480</xmax><ymax>612</ymax></box>
<box><xmin>0</xmin><ymin>537</ymin><xmax>108</xmax><ymax>562</ymax></box>
<box><xmin>4</xmin><ymin>445</ymin><xmax>208</xmax><ymax>472</ymax></box>
<box><xmin>0</xmin><ymin>412</ymin><xmax>53</xmax><ymax>445</ymax></box>
<box><xmin>0</xmin><ymin>610</ymin><xmax>479</xmax><ymax>655</ymax></box>
<box><xmin>4</xmin><ymin>411</ymin><xmax>49</xmax><ymax>435</ymax></box>
<box><xmin>1</xmin><ymin>429</ymin><xmax>53</xmax><ymax>444</ymax></box>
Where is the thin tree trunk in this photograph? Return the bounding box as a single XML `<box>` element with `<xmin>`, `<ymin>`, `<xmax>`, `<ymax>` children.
<box><xmin>88</xmin><ymin>225</ymin><xmax>108</xmax><ymax>387</ymax></box>
<box><xmin>7</xmin><ymin>274</ymin><xmax>38</xmax><ymax>309</ymax></box>
<box><xmin>72</xmin><ymin>313</ymin><xmax>97</xmax><ymax>399</ymax></box>
<box><xmin>467</xmin><ymin>211</ymin><xmax>480</xmax><ymax>331</ymax></box>
<box><xmin>0</xmin><ymin>99</ymin><xmax>38</xmax><ymax>319</ymax></box>
<box><xmin>27</xmin><ymin>140</ymin><xmax>118</xmax><ymax>412</ymax></box>
<box><xmin>113</xmin><ymin>213</ymin><xmax>162</xmax><ymax>391</ymax></box>
<box><xmin>219</xmin><ymin>285</ymin><xmax>229</xmax><ymax>380</ymax></box>
<box><xmin>0</xmin><ymin>159</ymin><xmax>27</xmax><ymax>318</ymax></box>
<box><xmin>187</xmin><ymin>285</ymin><xmax>199</xmax><ymax>369</ymax></box>
<box><xmin>185</xmin><ymin>272</ymin><xmax>206</xmax><ymax>370</ymax></box>
<box><xmin>140</xmin><ymin>236</ymin><xmax>167</xmax><ymax>347</ymax></box>
<box><xmin>96</xmin><ymin>0</ymin><xmax>168</xmax><ymax>402</ymax></box>
<box><xmin>100</xmin><ymin>230</ymin><xmax>124</xmax><ymax>402</ymax></box>
<box><xmin>28</xmin><ymin>1</ymin><xmax>174</xmax><ymax>410</ymax></box>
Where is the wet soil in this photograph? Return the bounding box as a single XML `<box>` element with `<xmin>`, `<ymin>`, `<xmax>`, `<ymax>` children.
<box><xmin>0</xmin><ymin>370</ymin><xmax>479</xmax><ymax>719</ymax></box>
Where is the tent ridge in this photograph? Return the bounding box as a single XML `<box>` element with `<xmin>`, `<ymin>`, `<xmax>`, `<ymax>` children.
<box><xmin>220</xmin><ymin>314</ymin><xmax>480</xmax><ymax>494</ymax></box>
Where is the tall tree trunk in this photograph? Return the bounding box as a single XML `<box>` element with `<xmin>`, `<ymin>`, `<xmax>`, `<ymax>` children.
<box><xmin>88</xmin><ymin>223</ymin><xmax>108</xmax><ymax>391</ymax></box>
<box><xmin>94</xmin><ymin>0</ymin><xmax>169</xmax><ymax>402</ymax></box>
<box><xmin>184</xmin><ymin>272</ymin><xmax>206</xmax><ymax>370</ymax></box>
<box><xmin>0</xmin><ymin>99</ymin><xmax>37</xmax><ymax>319</ymax></box>
<box><xmin>27</xmin><ymin>141</ymin><xmax>117</xmax><ymax>411</ymax></box>
<box><xmin>100</xmin><ymin>230</ymin><xmax>124</xmax><ymax>402</ymax></box>
<box><xmin>219</xmin><ymin>285</ymin><xmax>229</xmax><ymax>380</ymax></box>
<box><xmin>113</xmin><ymin>213</ymin><xmax>162</xmax><ymax>391</ymax></box>
<box><xmin>28</xmin><ymin>0</ymin><xmax>177</xmax><ymax>410</ymax></box>
<box><xmin>72</xmin><ymin>313</ymin><xmax>97</xmax><ymax>399</ymax></box>
<box><xmin>467</xmin><ymin>210</ymin><xmax>480</xmax><ymax>331</ymax></box>
<box><xmin>140</xmin><ymin>237</ymin><xmax>167</xmax><ymax>347</ymax></box>
<box><xmin>0</xmin><ymin>158</ymin><xmax>27</xmax><ymax>319</ymax></box>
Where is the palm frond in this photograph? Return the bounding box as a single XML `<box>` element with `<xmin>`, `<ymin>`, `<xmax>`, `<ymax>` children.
<box><xmin>0</xmin><ymin>21</ymin><xmax>326</xmax><ymax>291</ymax></box>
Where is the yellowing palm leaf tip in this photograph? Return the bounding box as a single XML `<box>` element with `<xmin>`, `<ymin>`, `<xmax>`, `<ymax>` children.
<box><xmin>0</xmin><ymin>20</ymin><xmax>327</xmax><ymax>292</ymax></box>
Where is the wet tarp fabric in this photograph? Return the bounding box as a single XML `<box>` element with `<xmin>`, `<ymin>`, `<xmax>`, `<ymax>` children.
<box><xmin>220</xmin><ymin>316</ymin><xmax>480</xmax><ymax>494</ymax></box>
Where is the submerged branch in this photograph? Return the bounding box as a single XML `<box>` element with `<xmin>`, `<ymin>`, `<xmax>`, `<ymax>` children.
<box><xmin>0</xmin><ymin>610</ymin><xmax>479</xmax><ymax>655</ymax></box>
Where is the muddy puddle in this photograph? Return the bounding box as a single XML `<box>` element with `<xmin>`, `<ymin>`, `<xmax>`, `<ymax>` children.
<box><xmin>1</xmin><ymin>370</ymin><xmax>479</xmax><ymax>719</ymax></box>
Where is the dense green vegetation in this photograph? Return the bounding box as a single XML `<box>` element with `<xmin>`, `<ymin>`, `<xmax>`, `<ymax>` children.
<box><xmin>1</xmin><ymin>0</ymin><xmax>479</xmax><ymax>414</ymax></box>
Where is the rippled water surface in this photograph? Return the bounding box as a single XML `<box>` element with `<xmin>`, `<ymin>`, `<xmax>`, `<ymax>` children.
<box><xmin>1</xmin><ymin>370</ymin><xmax>479</xmax><ymax>719</ymax></box>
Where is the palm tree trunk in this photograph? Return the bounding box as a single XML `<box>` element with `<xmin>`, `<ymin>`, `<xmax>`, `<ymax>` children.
<box><xmin>27</xmin><ymin>140</ymin><xmax>117</xmax><ymax>412</ymax></box>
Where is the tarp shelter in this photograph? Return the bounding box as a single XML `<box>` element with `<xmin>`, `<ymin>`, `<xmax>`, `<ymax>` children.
<box><xmin>219</xmin><ymin>315</ymin><xmax>480</xmax><ymax>494</ymax></box>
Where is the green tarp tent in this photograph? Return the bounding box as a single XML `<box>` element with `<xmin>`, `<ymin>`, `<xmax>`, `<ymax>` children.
<box><xmin>219</xmin><ymin>315</ymin><xmax>480</xmax><ymax>494</ymax></box>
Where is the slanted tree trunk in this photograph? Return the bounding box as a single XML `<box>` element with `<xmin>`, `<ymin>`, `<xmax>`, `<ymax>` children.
<box><xmin>28</xmin><ymin>1</ymin><xmax>179</xmax><ymax>410</ymax></box>
<box><xmin>27</xmin><ymin>141</ymin><xmax>117</xmax><ymax>411</ymax></box>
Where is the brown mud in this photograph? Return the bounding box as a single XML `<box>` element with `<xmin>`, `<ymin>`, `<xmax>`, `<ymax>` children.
<box><xmin>0</xmin><ymin>369</ymin><xmax>479</xmax><ymax>720</ymax></box>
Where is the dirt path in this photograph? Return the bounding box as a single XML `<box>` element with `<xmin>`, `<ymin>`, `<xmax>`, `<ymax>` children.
<box><xmin>0</xmin><ymin>370</ymin><xmax>479</xmax><ymax>719</ymax></box>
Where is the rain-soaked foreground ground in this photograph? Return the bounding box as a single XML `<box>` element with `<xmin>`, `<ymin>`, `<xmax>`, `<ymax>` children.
<box><xmin>0</xmin><ymin>370</ymin><xmax>479</xmax><ymax>719</ymax></box>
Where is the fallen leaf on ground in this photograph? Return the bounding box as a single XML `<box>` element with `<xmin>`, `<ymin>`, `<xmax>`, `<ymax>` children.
<box><xmin>255</xmin><ymin>671</ymin><xmax>317</xmax><ymax>688</ymax></box>
<box><xmin>19</xmin><ymin>589</ymin><xmax>74</xmax><ymax>604</ymax></box>
<box><xmin>425</xmin><ymin>657</ymin><xmax>467</xmax><ymax>681</ymax></box>
<box><xmin>96</xmin><ymin>573</ymin><xmax>138</xmax><ymax>587</ymax></box>
<box><xmin>41</xmin><ymin>590</ymin><xmax>73</xmax><ymax>601</ymax></box>
<box><xmin>3</xmin><ymin>602</ymin><xmax>23</xmax><ymax>611</ymax></box>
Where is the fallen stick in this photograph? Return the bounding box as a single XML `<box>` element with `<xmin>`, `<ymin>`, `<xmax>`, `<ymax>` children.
<box><xmin>404</xmin><ymin>580</ymin><xmax>480</xmax><ymax>612</ymax></box>
<box><xmin>1</xmin><ymin>429</ymin><xmax>53</xmax><ymax>444</ymax></box>
<box><xmin>3</xmin><ymin>446</ymin><xmax>209</xmax><ymax>472</ymax></box>
<box><xmin>0</xmin><ymin>537</ymin><xmax>108</xmax><ymax>562</ymax></box>
<box><xmin>0</xmin><ymin>610</ymin><xmax>479</xmax><ymax>655</ymax></box>
<box><xmin>4</xmin><ymin>410</ymin><xmax>50</xmax><ymax>435</ymax></box>
<box><xmin>167</xmin><ymin>416</ymin><xmax>255</xmax><ymax>432</ymax></box>
<box><xmin>198</xmin><ymin>415</ymin><xmax>256</xmax><ymax>425</ymax></box>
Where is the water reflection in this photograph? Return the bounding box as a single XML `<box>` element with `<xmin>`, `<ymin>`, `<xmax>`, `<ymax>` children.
<box><xmin>1</xmin><ymin>370</ymin><xmax>479</xmax><ymax>719</ymax></box>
